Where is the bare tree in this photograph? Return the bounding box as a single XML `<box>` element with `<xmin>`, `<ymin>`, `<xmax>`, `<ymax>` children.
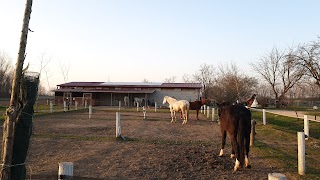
<box><xmin>213</xmin><ymin>63</ymin><xmax>257</xmax><ymax>102</ymax></box>
<box><xmin>142</xmin><ymin>78</ymin><xmax>150</xmax><ymax>83</ymax></box>
<box><xmin>251</xmin><ymin>47</ymin><xmax>304</xmax><ymax>107</ymax></box>
<box><xmin>59</xmin><ymin>61</ymin><xmax>70</xmax><ymax>83</ymax></box>
<box><xmin>0</xmin><ymin>51</ymin><xmax>13</xmax><ymax>98</ymax></box>
<box><xmin>163</xmin><ymin>76</ymin><xmax>176</xmax><ymax>83</ymax></box>
<box><xmin>192</xmin><ymin>63</ymin><xmax>215</xmax><ymax>98</ymax></box>
<box><xmin>182</xmin><ymin>74</ymin><xmax>195</xmax><ymax>83</ymax></box>
<box><xmin>37</xmin><ymin>52</ymin><xmax>52</xmax><ymax>95</ymax></box>
<box><xmin>293</xmin><ymin>38</ymin><xmax>320</xmax><ymax>87</ymax></box>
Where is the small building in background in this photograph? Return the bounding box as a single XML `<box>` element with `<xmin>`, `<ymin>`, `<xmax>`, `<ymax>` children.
<box><xmin>53</xmin><ymin>82</ymin><xmax>203</xmax><ymax>107</ymax></box>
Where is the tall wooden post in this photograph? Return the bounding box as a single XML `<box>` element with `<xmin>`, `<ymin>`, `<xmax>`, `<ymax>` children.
<box><xmin>1</xmin><ymin>0</ymin><xmax>33</xmax><ymax>179</ymax></box>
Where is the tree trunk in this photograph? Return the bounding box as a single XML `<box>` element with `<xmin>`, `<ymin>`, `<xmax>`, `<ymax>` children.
<box><xmin>0</xmin><ymin>0</ymin><xmax>33</xmax><ymax>179</ymax></box>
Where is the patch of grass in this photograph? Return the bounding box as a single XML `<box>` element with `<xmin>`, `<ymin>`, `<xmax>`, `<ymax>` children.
<box><xmin>0</xmin><ymin>106</ymin><xmax>7</xmax><ymax>122</ymax></box>
<box><xmin>251</xmin><ymin>111</ymin><xmax>320</xmax><ymax>178</ymax></box>
<box><xmin>252</xmin><ymin>111</ymin><xmax>320</xmax><ymax>139</ymax></box>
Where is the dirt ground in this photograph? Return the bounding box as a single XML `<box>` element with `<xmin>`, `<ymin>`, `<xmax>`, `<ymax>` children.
<box><xmin>7</xmin><ymin>107</ymin><xmax>282</xmax><ymax>179</ymax></box>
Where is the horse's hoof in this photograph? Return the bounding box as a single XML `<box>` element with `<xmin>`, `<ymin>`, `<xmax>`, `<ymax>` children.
<box><xmin>232</xmin><ymin>169</ymin><xmax>238</xmax><ymax>174</ymax></box>
<box><xmin>218</xmin><ymin>149</ymin><xmax>224</xmax><ymax>157</ymax></box>
<box><xmin>246</xmin><ymin>164</ymin><xmax>251</xmax><ymax>169</ymax></box>
<box><xmin>230</xmin><ymin>154</ymin><xmax>235</xmax><ymax>158</ymax></box>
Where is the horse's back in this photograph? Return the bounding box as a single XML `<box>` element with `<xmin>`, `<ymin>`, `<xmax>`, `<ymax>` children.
<box><xmin>219</xmin><ymin>103</ymin><xmax>251</xmax><ymax>130</ymax></box>
<box><xmin>189</xmin><ymin>101</ymin><xmax>201</xmax><ymax>110</ymax></box>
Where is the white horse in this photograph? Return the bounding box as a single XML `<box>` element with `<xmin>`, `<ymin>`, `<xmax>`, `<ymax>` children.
<box><xmin>124</xmin><ymin>96</ymin><xmax>129</xmax><ymax>106</ymax></box>
<box><xmin>134</xmin><ymin>97</ymin><xmax>144</xmax><ymax>107</ymax></box>
<box><xmin>162</xmin><ymin>96</ymin><xmax>190</xmax><ymax>125</ymax></box>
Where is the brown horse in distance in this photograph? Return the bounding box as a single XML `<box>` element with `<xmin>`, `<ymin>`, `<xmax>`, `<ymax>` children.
<box><xmin>189</xmin><ymin>99</ymin><xmax>209</xmax><ymax>120</ymax></box>
<box><xmin>246</xmin><ymin>94</ymin><xmax>256</xmax><ymax>108</ymax></box>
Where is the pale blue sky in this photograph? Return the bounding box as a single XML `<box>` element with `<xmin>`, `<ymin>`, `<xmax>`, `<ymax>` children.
<box><xmin>1</xmin><ymin>0</ymin><xmax>319</xmax><ymax>90</ymax></box>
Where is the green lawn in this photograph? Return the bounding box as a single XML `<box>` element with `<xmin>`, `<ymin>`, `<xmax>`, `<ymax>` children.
<box><xmin>251</xmin><ymin>110</ymin><xmax>320</xmax><ymax>179</ymax></box>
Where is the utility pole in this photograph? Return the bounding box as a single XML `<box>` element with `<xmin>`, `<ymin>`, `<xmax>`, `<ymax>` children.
<box><xmin>1</xmin><ymin>0</ymin><xmax>33</xmax><ymax>179</ymax></box>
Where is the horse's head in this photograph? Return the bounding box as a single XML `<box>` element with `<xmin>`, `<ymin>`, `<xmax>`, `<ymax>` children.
<box><xmin>162</xmin><ymin>96</ymin><xmax>168</xmax><ymax>104</ymax></box>
<box><xmin>201</xmin><ymin>99</ymin><xmax>211</xmax><ymax>106</ymax></box>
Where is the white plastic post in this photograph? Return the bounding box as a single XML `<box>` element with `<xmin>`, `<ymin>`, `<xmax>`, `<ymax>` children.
<box><xmin>116</xmin><ymin>112</ymin><xmax>121</xmax><ymax>137</ymax></box>
<box><xmin>297</xmin><ymin>132</ymin><xmax>306</xmax><ymax>175</ymax></box>
<box><xmin>203</xmin><ymin>105</ymin><xmax>206</xmax><ymax>114</ymax></box>
<box><xmin>119</xmin><ymin>101</ymin><xmax>121</xmax><ymax>111</ymax></box>
<box><xmin>143</xmin><ymin>106</ymin><xmax>146</xmax><ymax>120</ymax></box>
<box><xmin>155</xmin><ymin>102</ymin><xmax>157</xmax><ymax>112</ymax></box>
<box><xmin>212</xmin><ymin>108</ymin><xmax>215</xmax><ymax>121</ymax></box>
<box><xmin>63</xmin><ymin>101</ymin><xmax>67</xmax><ymax>112</ymax></box>
<box><xmin>75</xmin><ymin>101</ymin><xmax>78</xmax><ymax>110</ymax></box>
<box><xmin>136</xmin><ymin>102</ymin><xmax>139</xmax><ymax>111</ymax></box>
<box><xmin>268</xmin><ymin>173</ymin><xmax>286</xmax><ymax>180</ymax></box>
<box><xmin>263</xmin><ymin>109</ymin><xmax>266</xmax><ymax>125</ymax></box>
<box><xmin>304</xmin><ymin>115</ymin><xmax>309</xmax><ymax>140</ymax></box>
<box><xmin>50</xmin><ymin>101</ymin><xmax>53</xmax><ymax>113</ymax></box>
<box><xmin>85</xmin><ymin>100</ymin><xmax>88</xmax><ymax>108</ymax></box>
<box><xmin>58</xmin><ymin>162</ymin><xmax>73</xmax><ymax>180</ymax></box>
<box><xmin>207</xmin><ymin>106</ymin><xmax>210</xmax><ymax>119</ymax></box>
<box><xmin>89</xmin><ymin>105</ymin><xmax>92</xmax><ymax>119</ymax></box>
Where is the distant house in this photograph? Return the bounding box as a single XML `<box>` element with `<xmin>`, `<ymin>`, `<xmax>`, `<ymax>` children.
<box><xmin>53</xmin><ymin>82</ymin><xmax>203</xmax><ymax>107</ymax></box>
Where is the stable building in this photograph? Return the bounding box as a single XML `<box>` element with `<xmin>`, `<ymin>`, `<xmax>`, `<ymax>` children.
<box><xmin>53</xmin><ymin>82</ymin><xmax>203</xmax><ymax>107</ymax></box>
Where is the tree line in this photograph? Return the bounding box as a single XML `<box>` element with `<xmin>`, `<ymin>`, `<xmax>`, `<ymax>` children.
<box><xmin>164</xmin><ymin>37</ymin><xmax>320</xmax><ymax>107</ymax></box>
<box><xmin>1</xmin><ymin>37</ymin><xmax>320</xmax><ymax>106</ymax></box>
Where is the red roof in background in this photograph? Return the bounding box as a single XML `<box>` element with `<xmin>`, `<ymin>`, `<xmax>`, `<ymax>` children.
<box><xmin>56</xmin><ymin>82</ymin><xmax>202</xmax><ymax>89</ymax></box>
<box><xmin>54</xmin><ymin>88</ymin><xmax>155</xmax><ymax>94</ymax></box>
<box><xmin>57</xmin><ymin>82</ymin><xmax>104</xmax><ymax>87</ymax></box>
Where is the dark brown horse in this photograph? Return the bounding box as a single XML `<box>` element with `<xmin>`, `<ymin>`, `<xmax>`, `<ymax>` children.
<box><xmin>217</xmin><ymin>102</ymin><xmax>252</xmax><ymax>173</ymax></box>
<box><xmin>189</xmin><ymin>99</ymin><xmax>209</xmax><ymax>120</ymax></box>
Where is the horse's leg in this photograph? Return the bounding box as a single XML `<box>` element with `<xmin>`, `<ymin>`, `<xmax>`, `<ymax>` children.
<box><xmin>230</xmin><ymin>134</ymin><xmax>240</xmax><ymax>173</ymax></box>
<box><xmin>219</xmin><ymin>130</ymin><xmax>227</xmax><ymax>157</ymax></box>
<box><xmin>181</xmin><ymin>109</ymin><xmax>186</xmax><ymax>124</ymax></box>
<box><xmin>245</xmin><ymin>130</ymin><xmax>251</xmax><ymax>169</ymax></box>
<box><xmin>170</xmin><ymin>109</ymin><xmax>174</xmax><ymax>123</ymax></box>
<box><xmin>231</xmin><ymin>146</ymin><xmax>235</xmax><ymax>158</ymax></box>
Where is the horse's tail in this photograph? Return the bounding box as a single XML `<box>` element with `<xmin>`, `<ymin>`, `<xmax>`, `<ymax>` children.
<box><xmin>237</xmin><ymin>117</ymin><xmax>245</xmax><ymax>168</ymax></box>
<box><xmin>186</xmin><ymin>102</ymin><xmax>190</xmax><ymax>120</ymax></box>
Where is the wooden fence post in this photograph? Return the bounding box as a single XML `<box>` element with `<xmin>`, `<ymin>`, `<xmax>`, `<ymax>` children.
<box><xmin>250</xmin><ymin>120</ymin><xmax>256</xmax><ymax>146</ymax></box>
<box><xmin>58</xmin><ymin>162</ymin><xmax>73</xmax><ymax>180</ymax></box>
<box><xmin>0</xmin><ymin>0</ymin><xmax>33</xmax><ymax>179</ymax></box>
